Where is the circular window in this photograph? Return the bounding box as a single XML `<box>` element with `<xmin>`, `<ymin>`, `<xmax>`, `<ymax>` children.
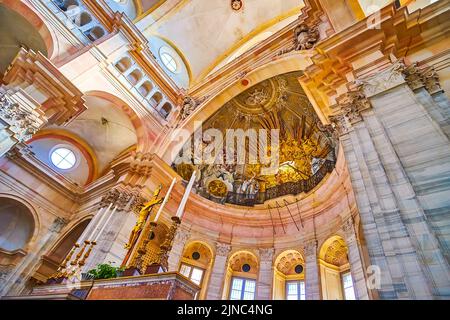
<box><xmin>160</xmin><ymin>52</ymin><xmax>177</xmax><ymax>73</ymax></box>
<box><xmin>50</xmin><ymin>147</ymin><xmax>77</xmax><ymax>170</ymax></box>
<box><xmin>192</xmin><ymin>251</ymin><xmax>201</xmax><ymax>260</ymax></box>
<box><xmin>295</xmin><ymin>264</ymin><xmax>304</xmax><ymax>274</ymax></box>
<box><xmin>242</xmin><ymin>264</ymin><xmax>251</xmax><ymax>273</ymax></box>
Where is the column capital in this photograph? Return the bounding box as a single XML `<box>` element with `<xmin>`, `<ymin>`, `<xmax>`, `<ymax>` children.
<box><xmin>304</xmin><ymin>239</ymin><xmax>318</xmax><ymax>256</ymax></box>
<box><xmin>215</xmin><ymin>243</ymin><xmax>232</xmax><ymax>257</ymax></box>
<box><xmin>403</xmin><ymin>63</ymin><xmax>442</xmax><ymax>95</ymax></box>
<box><xmin>49</xmin><ymin>217</ymin><xmax>68</xmax><ymax>233</ymax></box>
<box><xmin>329</xmin><ymin>87</ymin><xmax>371</xmax><ymax>135</ymax></box>
<box><xmin>173</xmin><ymin>228</ymin><xmax>191</xmax><ymax>245</ymax></box>
<box><xmin>259</xmin><ymin>248</ymin><xmax>275</xmax><ymax>262</ymax></box>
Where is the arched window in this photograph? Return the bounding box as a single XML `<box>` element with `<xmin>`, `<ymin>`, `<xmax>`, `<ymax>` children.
<box><xmin>179</xmin><ymin>242</ymin><xmax>213</xmax><ymax>299</ymax></box>
<box><xmin>74</xmin><ymin>11</ymin><xmax>92</xmax><ymax>27</ymax></box>
<box><xmin>0</xmin><ymin>198</ymin><xmax>34</xmax><ymax>252</ymax></box>
<box><xmin>273</xmin><ymin>250</ymin><xmax>305</xmax><ymax>300</ymax></box>
<box><xmin>86</xmin><ymin>26</ymin><xmax>105</xmax><ymax>42</ymax></box>
<box><xmin>319</xmin><ymin>236</ymin><xmax>355</xmax><ymax>300</ymax></box>
<box><xmin>56</xmin><ymin>0</ymin><xmax>79</xmax><ymax>12</ymax></box>
<box><xmin>138</xmin><ymin>81</ymin><xmax>153</xmax><ymax>97</ymax></box>
<box><xmin>150</xmin><ymin>92</ymin><xmax>163</xmax><ymax>107</ymax></box>
<box><xmin>223</xmin><ymin>251</ymin><xmax>259</xmax><ymax>300</ymax></box>
<box><xmin>160</xmin><ymin>103</ymin><xmax>172</xmax><ymax>119</ymax></box>
<box><xmin>115</xmin><ymin>57</ymin><xmax>132</xmax><ymax>73</ymax></box>
<box><xmin>126</xmin><ymin>69</ymin><xmax>143</xmax><ymax>86</ymax></box>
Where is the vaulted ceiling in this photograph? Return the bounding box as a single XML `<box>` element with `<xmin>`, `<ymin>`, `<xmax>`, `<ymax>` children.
<box><xmin>141</xmin><ymin>0</ymin><xmax>304</xmax><ymax>82</ymax></box>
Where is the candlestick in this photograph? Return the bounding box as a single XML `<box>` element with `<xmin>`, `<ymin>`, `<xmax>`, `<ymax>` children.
<box><xmin>93</xmin><ymin>206</ymin><xmax>118</xmax><ymax>243</ymax></box>
<box><xmin>88</xmin><ymin>203</ymin><xmax>113</xmax><ymax>241</ymax></box>
<box><xmin>154</xmin><ymin>178</ymin><xmax>176</xmax><ymax>222</ymax></box>
<box><xmin>175</xmin><ymin>171</ymin><xmax>196</xmax><ymax>219</ymax></box>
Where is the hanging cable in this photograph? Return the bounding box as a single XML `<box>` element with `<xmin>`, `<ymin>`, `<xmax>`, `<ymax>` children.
<box><xmin>267</xmin><ymin>204</ymin><xmax>276</xmax><ymax>235</ymax></box>
<box><xmin>275</xmin><ymin>201</ymin><xmax>286</xmax><ymax>234</ymax></box>
<box><xmin>283</xmin><ymin>199</ymin><xmax>300</xmax><ymax>231</ymax></box>
<box><xmin>294</xmin><ymin>197</ymin><xmax>304</xmax><ymax>228</ymax></box>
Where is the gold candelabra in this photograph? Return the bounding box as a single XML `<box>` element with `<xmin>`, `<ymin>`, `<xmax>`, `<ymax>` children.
<box><xmin>152</xmin><ymin>216</ymin><xmax>181</xmax><ymax>272</ymax></box>
<box><xmin>132</xmin><ymin>222</ymin><xmax>157</xmax><ymax>273</ymax></box>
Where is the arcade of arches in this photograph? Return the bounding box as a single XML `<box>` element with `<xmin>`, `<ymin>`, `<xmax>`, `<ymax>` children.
<box><xmin>0</xmin><ymin>0</ymin><xmax>449</xmax><ymax>300</ymax></box>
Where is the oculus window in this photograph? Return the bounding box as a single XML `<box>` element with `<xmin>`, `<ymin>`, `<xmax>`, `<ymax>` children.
<box><xmin>50</xmin><ymin>147</ymin><xmax>77</xmax><ymax>170</ymax></box>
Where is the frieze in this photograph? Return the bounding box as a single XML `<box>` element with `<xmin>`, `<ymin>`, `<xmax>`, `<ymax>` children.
<box><xmin>356</xmin><ymin>61</ymin><xmax>406</xmax><ymax>98</ymax></box>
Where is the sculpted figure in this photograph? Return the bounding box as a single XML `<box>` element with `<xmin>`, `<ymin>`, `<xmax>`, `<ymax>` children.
<box><xmin>124</xmin><ymin>185</ymin><xmax>163</xmax><ymax>250</ymax></box>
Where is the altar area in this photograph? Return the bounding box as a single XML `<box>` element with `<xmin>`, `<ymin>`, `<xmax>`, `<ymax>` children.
<box><xmin>4</xmin><ymin>272</ymin><xmax>199</xmax><ymax>300</ymax></box>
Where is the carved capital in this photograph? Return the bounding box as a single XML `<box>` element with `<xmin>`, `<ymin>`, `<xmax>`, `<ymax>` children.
<box><xmin>0</xmin><ymin>90</ymin><xmax>46</xmax><ymax>142</ymax></box>
<box><xmin>173</xmin><ymin>228</ymin><xmax>190</xmax><ymax>245</ymax></box>
<box><xmin>50</xmin><ymin>217</ymin><xmax>68</xmax><ymax>233</ymax></box>
<box><xmin>259</xmin><ymin>248</ymin><xmax>275</xmax><ymax>261</ymax></box>
<box><xmin>215</xmin><ymin>243</ymin><xmax>232</xmax><ymax>257</ymax></box>
<box><xmin>304</xmin><ymin>239</ymin><xmax>318</xmax><ymax>256</ymax></box>
<box><xmin>402</xmin><ymin>63</ymin><xmax>442</xmax><ymax>95</ymax></box>
<box><xmin>130</xmin><ymin>152</ymin><xmax>154</xmax><ymax>176</ymax></box>
<box><xmin>329</xmin><ymin>87</ymin><xmax>371</xmax><ymax>136</ymax></box>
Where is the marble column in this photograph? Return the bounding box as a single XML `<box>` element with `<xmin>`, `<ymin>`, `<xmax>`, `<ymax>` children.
<box><xmin>342</xmin><ymin>217</ymin><xmax>369</xmax><ymax>300</ymax></box>
<box><xmin>332</xmin><ymin>61</ymin><xmax>450</xmax><ymax>299</ymax></box>
<box><xmin>81</xmin><ymin>190</ymin><xmax>133</xmax><ymax>273</ymax></box>
<box><xmin>167</xmin><ymin>228</ymin><xmax>191</xmax><ymax>272</ymax></box>
<box><xmin>256</xmin><ymin>248</ymin><xmax>275</xmax><ymax>300</ymax></box>
<box><xmin>206</xmin><ymin>243</ymin><xmax>231</xmax><ymax>300</ymax></box>
<box><xmin>304</xmin><ymin>240</ymin><xmax>321</xmax><ymax>300</ymax></box>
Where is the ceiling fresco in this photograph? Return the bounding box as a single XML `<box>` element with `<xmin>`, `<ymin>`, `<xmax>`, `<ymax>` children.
<box><xmin>173</xmin><ymin>72</ymin><xmax>337</xmax><ymax>207</ymax></box>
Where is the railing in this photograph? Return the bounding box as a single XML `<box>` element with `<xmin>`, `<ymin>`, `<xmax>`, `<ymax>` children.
<box><xmin>223</xmin><ymin>160</ymin><xmax>336</xmax><ymax>207</ymax></box>
<box><xmin>45</xmin><ymin>0</ymin><xmax>108</xmax><ymax>45</ymax></box>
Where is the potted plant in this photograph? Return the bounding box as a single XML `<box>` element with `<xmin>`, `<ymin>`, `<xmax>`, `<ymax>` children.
<box><xmin>87</xmin><ymin>262</ymin><xmax>124</xmax><ymax>280</ymax></box>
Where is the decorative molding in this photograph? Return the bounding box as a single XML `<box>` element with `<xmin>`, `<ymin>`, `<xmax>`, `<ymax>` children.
<box><xmin>50</xmin><ymin>217</ymin><xmax>68</xmax><ymax>233</ymax></box>
<box><xmin>173</xmin><ymin>228</ymin><xmax>190</xmax><ymax>245</ymax></box>
<box><xmin>215</xmin><ymin>243</ymin><xmax>232</xmax><ymax>257</ymax></box>
<box><xmin>403</xmin><ymin>63</ymin><xmax>443</xmax><ymax>95</ymax></box>
<box><xmin>259</xmin><ymin>248</ymin><xmax>275</xmax><ymax>262</ymax></box>
<box><xmin>329</xmin><ymin>87</ymin><xmax>371</xmax><ymax>135</ymax></box>
<box><xmin>356</xmin><ymin>61</ymin><xmax>406</xmax><ymax>98</ymax></box>
<box><xmin>304</xmin><ymin>239</ymin><xmax>318</xmax><ymax>256</ymax></box>
<box><xmin>278</xmin><ymin>22</ymin><xmax>320</xmax><ymax>55</ymax></box>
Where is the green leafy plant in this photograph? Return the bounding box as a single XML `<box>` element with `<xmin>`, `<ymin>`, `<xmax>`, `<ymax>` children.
<box><xmin>87</xmin><ymin>263</ymin><xmax>124</xmax><ymax>280</ymax></box>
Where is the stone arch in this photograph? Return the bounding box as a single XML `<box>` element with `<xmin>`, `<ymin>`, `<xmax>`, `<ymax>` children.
<box><xmin>0</xmin><ymin>196</ymin><xmax>37</xmax><ymax>252</ymax></box>
<box><xmin>83</xmin><ymin>91</ymin><xmax>148</xmax><ymax>151</ymax></box>
<box><xmin>222</xmin><ymin>250</ymin><xmax>259</xmax><ymax>300</ymax></box>
<box><xmin>0</xmin><ymin>0</ymin><xmax>55</xmax><ymax>59</ymax></box>
<box><xmin>179</xmin><ymin>240</ymin><xmax>214</xmax><ymax>299</ymax></box>
<box><xmin>273</xmin><ymin>249</ymin><xmax>305</xmax><ymax>300</ymax></box>
<box><xmin>318</xmin><ymin>235</ymin><xmax>355</xmax><ymax>300</ymax></box>
<box><xmin>33</xmin><ymin>215</ymin><xmax>92</xmax><ymax>280</ymax></box>
<box><xmin>159</xmin><ymin>52</ymin><xmax>316</xmax><ymax>163</ymax></box>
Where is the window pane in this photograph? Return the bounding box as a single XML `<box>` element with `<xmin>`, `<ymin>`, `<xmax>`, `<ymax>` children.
<box><xmin>342</xmin><ymin>273</ymin><xmax>356</xmax><ymax>300</ymax></box>
<box><xmin>300</xmin><ymin>281</ymin><xmax>306</xmax><ymax>300</ymax></box>
<box><xmin>179</xmin><ymin>264</ymin><xmax>191</xmax><ymax>278</ymax></box>
<box><xmin>231</xmin><ymin>278</ymin><xmax>243</xmax><ymax>291</ymax></box>
<box><xmin>244</xmin><ymin>279</ymin><xmax>256</xmax><ymax>293</ymax></box>
<box><xmin>190</xmin><ymin>267</ymin><xmax>204</xmax><ymax>285</ymax></box>
<box><xmin>230</xmin><ymin>289</ymin><xmax>242</xmax><ymax>300</ymax></box>
<box><xmin>242</xmin><ymin>290</ymin><xmax>255</xmax><ymax>300</ymax></box>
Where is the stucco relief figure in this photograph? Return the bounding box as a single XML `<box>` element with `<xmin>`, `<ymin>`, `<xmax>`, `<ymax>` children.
<box><xmin>179</xmin><ymin>96</ymin><xmax>197</xmax><ymax>121</ymax></box>
<box><xmin>294</xmin><ymin>23</ymin><xmax>320</xmax><ymax>51</ymax></box>
<box><xmin>124</xmin><ymin>185</ymin><xmax>164</xmax><ymax>250</ymax></box>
